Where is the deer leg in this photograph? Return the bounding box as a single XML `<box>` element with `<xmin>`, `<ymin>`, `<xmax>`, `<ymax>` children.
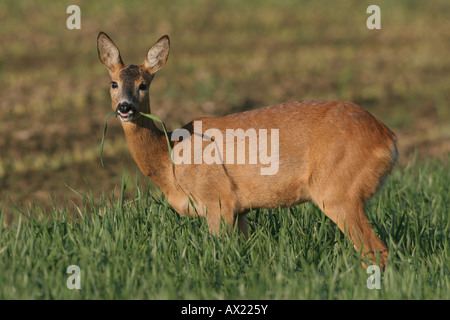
<box><xmin>234</xmin><ymin>213</ymin><xmax>249</xmax><ymax>239</ymax></box>
<box><xmin>205</xmin><ymin>204</ymin><xmax>235</xmax><ymax>236</ymax></box>
<box><xmin>313</xmin><ymin>196</ymin><xmax>388</xmax><ymax>269</ymax></box>
<box><xmin>205</xmin><ymin>204</ymin><xmax>250</xmax><ymax>239</ymax></box>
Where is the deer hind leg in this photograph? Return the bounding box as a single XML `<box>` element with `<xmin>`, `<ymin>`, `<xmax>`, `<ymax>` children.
<box><xmin>310</xmin><ymin>177</ymin><xmax>389</xmax><ymax>269</ymax></box>
<box><xmin>318</xmin><ymin>200</ymin><xmax>388</xmax><ymax>269</ymax></box>
<box><xmin>309</xmin><ymin>145</ymin><xmax>395</xmax><ymax>269</ymax></box>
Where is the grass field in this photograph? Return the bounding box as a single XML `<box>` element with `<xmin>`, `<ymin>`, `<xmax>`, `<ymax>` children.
<box><xmin>0</xmin><ymin>156</ymin><xmax>448</xmax><ymax>299</ymax></box>
<box><xmin>0</xmin><ymin>0</ymin><xmax>449</xmax><ymax>300</ymax></box>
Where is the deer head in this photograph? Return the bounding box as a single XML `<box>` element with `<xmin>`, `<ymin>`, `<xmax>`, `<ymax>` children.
<box><xmin>97</xmin><ymin>32</ymin><xmax>170</xmax><ymax>122</ymax></box>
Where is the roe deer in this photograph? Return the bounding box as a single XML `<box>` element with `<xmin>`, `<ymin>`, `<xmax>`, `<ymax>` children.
<box><xmin>97</xmin><ymin>32</ymin><xmax>397</xmax><ymax>269</ymax></box>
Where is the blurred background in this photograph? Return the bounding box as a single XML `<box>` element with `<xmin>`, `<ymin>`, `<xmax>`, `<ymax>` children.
<box><xmin>0</xmin><ymin>0</ymin><xmax>449</xmax><ymax>221</ymax></box>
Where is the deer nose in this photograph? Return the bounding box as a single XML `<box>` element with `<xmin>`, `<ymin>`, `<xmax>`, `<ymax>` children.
<box><xmin>117</xmin><ymin>102</ymin><xmax>134</xmax><ymax>114</ymax></box>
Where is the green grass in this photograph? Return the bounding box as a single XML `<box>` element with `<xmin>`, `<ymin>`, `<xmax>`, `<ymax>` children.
<box><xmin>0</xmin><ymin>0</ymin><xmax>449</xmax><ymax>300</ymax></box>
<box><xmin>0</xmin><ymin>157</ymin><xmax>448</xmax><ymax>299</ymax></box>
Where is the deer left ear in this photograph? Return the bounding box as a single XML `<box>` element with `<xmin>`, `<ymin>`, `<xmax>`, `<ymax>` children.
<box><xmin>143</xmin><ymin>35</ymin><xmax>170</xmax><ymax>74</ymax></box>
<box><xmin>97</xmin><ymin>32</ymin><xmax>124</xmax><ymax>73</ymax></box>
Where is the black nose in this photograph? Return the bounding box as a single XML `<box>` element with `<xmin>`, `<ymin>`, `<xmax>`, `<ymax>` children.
<box><xmin>117</xmin><ymin>102</ymin><xmax>134</xmax><ymax>114</ymax></box>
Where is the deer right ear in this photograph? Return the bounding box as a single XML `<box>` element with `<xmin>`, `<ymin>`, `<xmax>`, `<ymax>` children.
<box><xmin>144</xmin><ymin>35</ymin><xmax>170</xmax><ymax>74</ymax></box>
<box><xmin>97</xmin><ymin>32</ymin><xmax>124</xmax><ymax>72</ymax></box>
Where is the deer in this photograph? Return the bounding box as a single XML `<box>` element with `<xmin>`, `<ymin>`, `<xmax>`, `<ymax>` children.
<box><xmin>97</xmin><ymin>32</ymin><xmax>398</xmax><ymax>269</ymax></box>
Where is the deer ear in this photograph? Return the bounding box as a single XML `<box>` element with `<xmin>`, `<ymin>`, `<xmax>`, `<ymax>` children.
<box><xmin>143</xmin><ymin>35</ymin><xmax>170</xmax><ymax>74</ymax></box>
<box><xmin>97</xmin><ymin>32</ymin><xmax>124</xmax><ymax>72</ymax></box>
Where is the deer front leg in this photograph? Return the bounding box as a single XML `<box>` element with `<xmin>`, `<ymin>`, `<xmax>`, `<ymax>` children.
<box><xmin>205</xmin><ymin>206</ymin><xmax>233</xmax><ymax>235</ymax></box>
<box><xmin>235</xmin><ymin>213</ymin><xmax>249</xmax><ymax>239</ymax></box>
<box><xmin>204</xmin><ymin>201</ymin><xmax>247</xmax><ymax>238</ymax></box>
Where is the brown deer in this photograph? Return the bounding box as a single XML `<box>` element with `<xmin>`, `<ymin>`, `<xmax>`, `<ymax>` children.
<box><xmin>97</xmin><ymin>32</ymin><xmax>397</xmax><ymax>269</ymax></box>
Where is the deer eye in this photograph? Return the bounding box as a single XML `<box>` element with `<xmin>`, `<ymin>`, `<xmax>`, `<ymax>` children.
<box><xmin>111</xmin><ymin>81</ymin><xmax>118</xmax><ymax>89</ymax></box>
<box><xmin>138</xmin><ymin>83</ymin><xmax>147</xmax><ymax>91</ymax></box>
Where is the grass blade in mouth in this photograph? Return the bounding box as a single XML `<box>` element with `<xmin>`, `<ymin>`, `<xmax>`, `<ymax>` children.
<box><xmin>99</xmin><ymin>111</ymin><xmax>174</xmax><ymax>168</ymax></box>
<box><xmin>100</xmin><ymin>111</ymin><xmax>118</xmax><ymax>167</ymax></box>
<box><xmin>139</xmin><ymin>112</ymin><xmax>174</xmax><ymax>165</ymax></box>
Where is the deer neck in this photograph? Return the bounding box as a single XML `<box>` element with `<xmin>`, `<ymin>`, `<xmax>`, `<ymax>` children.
<box><xmin>121</xmin><ymin>113</ymin><xmax>172</xmax><ymax>189</ymax></box>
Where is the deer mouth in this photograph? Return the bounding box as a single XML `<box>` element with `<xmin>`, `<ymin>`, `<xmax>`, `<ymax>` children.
<box><xmin>116</xmin><ymin>102</ymin><xmax>139</xmax><ymax>122</ymax></box>
<box><xmin>118</xmin><ymin>110</ymin><xmax>135</xmax><ymax>122</ymax></box>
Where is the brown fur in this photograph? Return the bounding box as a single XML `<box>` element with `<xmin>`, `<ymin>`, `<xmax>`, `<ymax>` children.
<box><xmin>97</xmin><ymin>32</ymin><xmax>397</xmax><ymax>269</ymax></box>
